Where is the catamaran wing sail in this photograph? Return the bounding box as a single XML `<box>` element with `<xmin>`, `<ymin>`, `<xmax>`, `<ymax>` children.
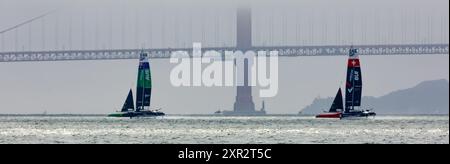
<box><xmin>329</xmin><ymin>88</ymin><xmax>344</xmax><ymax>112</ymax></box>
<box><xmin>345</xmin><ymin>48</ymin><xmax>362</xmax><ymax>112</ymax></box>
<box><xmin>121</xmin><ymin>89</ymin><xmax>135</xmax><ymax>112</ymax></box>
<box><xmin>136</xmin><ymin>52</ymin><xmax>152</xmax><ymax>112</ymax></box>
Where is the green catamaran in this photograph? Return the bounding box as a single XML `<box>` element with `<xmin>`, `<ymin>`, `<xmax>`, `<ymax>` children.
<box><xmin>108</xmin><ymin>52</ymin><xmax>165</xmax><ymax>118</ymax></box>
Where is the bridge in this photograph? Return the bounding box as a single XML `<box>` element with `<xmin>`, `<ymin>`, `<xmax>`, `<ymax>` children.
<box><xmin>0</xmin><ymin>44</ymin><xmax>448</xmax><ymax>62</ymax></box>
<box><xmin>0</xmin><ymin>4</ymin><xmax>448</xmax><ymax>63</ymax></box>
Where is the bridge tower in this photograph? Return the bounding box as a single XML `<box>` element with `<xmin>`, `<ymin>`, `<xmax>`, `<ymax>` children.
<box><xmin>229</xmin><ymin>5</ymin><xmax>264</xmax><ymax>115</ymax></box>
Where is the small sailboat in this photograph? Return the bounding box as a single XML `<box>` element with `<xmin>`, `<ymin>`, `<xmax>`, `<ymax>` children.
<box><xmin>316</xmin><ymin>88</ymin><xmax>344</xmax><ymax>118</ymax></box>
<box><xmin>316</xmin><ymin>47</ymin><xmax>376</xmax><ymax>119</ymax></box>
<box><xmin>260</xmin><ymin>101</ymin><xmax>266</xmax><ymax>113</ymax></box>
<box><xmin>109</xmin><ymin>52</ymin><xmax>165</xmax><ymax>118</ymax></box>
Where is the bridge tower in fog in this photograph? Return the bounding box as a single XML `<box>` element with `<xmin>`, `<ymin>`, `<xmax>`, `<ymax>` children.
<box><xmin>233</xmin><ymin>6</ymin><xmax>257</xmax><ymax>114</ymax></box>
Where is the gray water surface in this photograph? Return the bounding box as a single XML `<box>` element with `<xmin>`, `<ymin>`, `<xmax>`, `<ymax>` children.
<box><xmin>0</xmin><ymin>115</ymin><xmax>448</xmax><ymax>144</ymax></box>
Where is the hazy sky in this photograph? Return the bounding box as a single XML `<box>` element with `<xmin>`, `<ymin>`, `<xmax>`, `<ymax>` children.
<box><xmin>1</xmin><ymin>0</ymin><xmax>448</xmax><ymax>50</ymax></box>
<box><xmin>0</xmin><ymin>0</ymin><xmax>448</xmax><ymax>114</ymax></box>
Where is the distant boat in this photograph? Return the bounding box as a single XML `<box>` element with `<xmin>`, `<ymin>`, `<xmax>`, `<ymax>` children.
<box><xmin>316</xmin><ymin>88</ymin><xmax>344</xmax><ymax>118</ymax></box>
<box><xmin>341</xmin><ymin>47</ymin><xmax>376</xmax><ymax>118</ymax></box>
<box><xmin>108</xmin><ymin>52</ymin><xmax>165</xmax><ymax>118</ymax></box>
<box><xmin>260</xmin><ymin>101</ymin><xmax>266</xmax><ymax>113</ymax></box>
<box><xmin>316</xmin><ymin>47</ymin><xmax>376</xmax><ymax>119</ymax></box>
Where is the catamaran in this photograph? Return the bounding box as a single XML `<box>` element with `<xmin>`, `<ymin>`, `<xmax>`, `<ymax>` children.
<box><xmin>316</xmin><ymin>47</ymin><xmax>376</xmax><ymax>119</ymax></box>
<box><xmin>108</xmin><ymin>52</ymin><xmax>165</xmax><ymax>118</ymax></box>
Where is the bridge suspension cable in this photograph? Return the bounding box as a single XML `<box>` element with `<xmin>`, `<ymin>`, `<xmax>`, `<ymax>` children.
<box><xmin>0</xmin><ymin>11</ymin><xmax>54</xmax><ymax>34</ymax></box>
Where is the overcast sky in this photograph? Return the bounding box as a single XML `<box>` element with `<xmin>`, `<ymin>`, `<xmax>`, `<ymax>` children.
<box><xmin>0</xmin><ymin>0</ymin><xmax>448</xmax><ymax>114</ymax></box>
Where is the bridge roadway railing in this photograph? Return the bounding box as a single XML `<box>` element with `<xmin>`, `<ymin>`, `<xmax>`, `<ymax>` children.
<box><xmin>0</xmin><ymin>44</ymin><xmax>448</xmax><ymax>62</ymax></box>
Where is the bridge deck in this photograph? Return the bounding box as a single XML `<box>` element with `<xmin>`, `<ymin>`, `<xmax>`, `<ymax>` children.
<box><xmin>0</xmin><ymin>44</ymin><xmax>448</xmax><ymax>62</ymax></box>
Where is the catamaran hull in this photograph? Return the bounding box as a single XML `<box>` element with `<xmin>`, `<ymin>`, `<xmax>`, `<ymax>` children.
<box><xmin>108</xmin><ymin>111</ymin><xmax>165</xmax><ymax>118</ymax></box>
<box><xmin>108</xmin><ymin>112</ymin><xmax>135</xmax><ymax>117</ymax></box>
<box><xmin>315</xmin><ymin>111</ymin><xmax>376</xmax><ymax>119</ymax></box>
<box><xmin>134</xmin><ymin>111</ymin><xmax>165</xmax><ymax>117</ymax></box>
<box><xmin>341</xmin><ymin>111</ymin><xmax>376</xmax><ymax>118</ymax></box>
<box><xmin>315</xmin><ymin>112</ymin><xmax>342</xmax><ymax>118</ymax></box>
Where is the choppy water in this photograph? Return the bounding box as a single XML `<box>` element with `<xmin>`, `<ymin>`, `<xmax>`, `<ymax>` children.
<box><xmin>0</xmin><ymin>115</ymin><xmax>448</xmax><ymax>144</ymax></box>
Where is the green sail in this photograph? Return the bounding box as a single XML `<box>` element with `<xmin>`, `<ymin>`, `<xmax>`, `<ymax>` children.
<box><xmin>136</xmin><ymin>52</ymin><xmax>152</xmax><ymax>111</ymax></box>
